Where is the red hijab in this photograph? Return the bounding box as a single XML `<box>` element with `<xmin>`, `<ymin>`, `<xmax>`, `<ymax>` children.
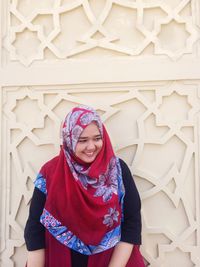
<box><xmin>45</xmin><ymin>106</ymin><xmax>121</xmax><ymax>245</ymax></box>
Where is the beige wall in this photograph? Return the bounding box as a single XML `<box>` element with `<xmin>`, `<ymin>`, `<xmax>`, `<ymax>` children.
<box><xmin>0</xmin><ymin>1</ymin><xmax>200</xmax><ymax>267</ymax></box>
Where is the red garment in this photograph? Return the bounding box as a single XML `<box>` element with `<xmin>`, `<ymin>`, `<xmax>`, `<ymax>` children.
<box><xmin>25</xmin><ymin>238</ymin><xmax>145</xmax><ymax>267</ymax></box>
<box><xmin>44</xmin><ymin>106</ymin><xmax>121</xmax><ymax>245</ymax></box>
<box><xmin>44</xmin><ymin>231</ymin><xmax>145</xmax><ymax>267</ymax></box>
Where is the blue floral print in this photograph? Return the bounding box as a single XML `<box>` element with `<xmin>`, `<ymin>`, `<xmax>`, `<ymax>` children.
<box><xmin>103</xmin><ymin>207</ymin><xmax>119</xmax><ymax>227</ymax></box>
<box><xmin>34</xmin><ymin>173</ymin><xmax>47</xmax><ymax>194</ymax></box>
<box><xmin>40</xmin><ymin>209</ymin><xmax>120</xmax><ymax>255</ymax></box>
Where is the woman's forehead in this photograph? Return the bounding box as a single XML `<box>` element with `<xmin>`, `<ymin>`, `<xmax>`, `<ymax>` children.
<box><xmin>79</xmin><ymin>122</ymin><xmax>101</xmax><ymax>137</ymax></box>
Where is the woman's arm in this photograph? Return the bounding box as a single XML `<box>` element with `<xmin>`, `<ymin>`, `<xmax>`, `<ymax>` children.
<box><xmin>108</xmin><ymin>242</ymin><xmax>133</xmax><ymax>267</ymax></box>
<box><xmin>120</xmin><ymin>159</ymin><xmax>142</xmax><ymax>244</ymax></box>
<box><xmin>108</xmin><ymin>159</ymin><xmax>142</xmax><ymax>267</ymax></box>
<box><xmin>27</xmin><ymin>249</ymin><xmax>45</xmax><ymax>267</ymax></box>
<box><xmin>24</xmin><ymin>188</ymin><xmax>46</xmax><ymax>266</ymax></box>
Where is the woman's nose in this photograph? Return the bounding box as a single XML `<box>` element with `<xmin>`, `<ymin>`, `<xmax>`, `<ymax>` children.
<box><xmin>87</xmin><ymin>141</ymin><xmax>95</xmax><ymax>150</ymax></box>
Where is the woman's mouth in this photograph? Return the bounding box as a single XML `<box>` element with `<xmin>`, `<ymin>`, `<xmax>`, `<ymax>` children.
<box><xmin>85</xmin><ymin>152</ymin><xmax>95</xmax><ymax>157</ymax></box>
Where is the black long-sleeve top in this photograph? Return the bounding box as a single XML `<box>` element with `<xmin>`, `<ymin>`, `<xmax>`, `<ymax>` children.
<box><xmin>24</xmin><ymin>159</ymin><xmax>142</xmax><ymax>266</ymax></box>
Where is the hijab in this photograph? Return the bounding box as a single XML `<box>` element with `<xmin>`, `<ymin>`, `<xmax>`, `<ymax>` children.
<box><xmin>43</xmin><ymin>105</ymin><xmax>122</xmax><ymax>245</ymax></box>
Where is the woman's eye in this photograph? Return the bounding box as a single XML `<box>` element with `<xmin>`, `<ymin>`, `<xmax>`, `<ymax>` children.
<box><xmin>78</xmin><ymin>139</ymin><xmax>87</xmax><ymax>143</ymax></box>
<box><xmin>95</xmin><ymin>137</ymin><xmax>102</xmax><ymax>141</ymax></box>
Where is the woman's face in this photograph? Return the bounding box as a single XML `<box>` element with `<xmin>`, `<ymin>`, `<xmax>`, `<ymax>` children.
<box><xmin>75</xmin><ymin>122</ymin><xmax>103</xmax><ymax>163</ymax></box>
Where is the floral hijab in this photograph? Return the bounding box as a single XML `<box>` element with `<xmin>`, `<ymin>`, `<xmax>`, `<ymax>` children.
<box><xmin>41</xmin><ymin>105</ymin><xmax>124</xmax><ymax>250</ymax></box>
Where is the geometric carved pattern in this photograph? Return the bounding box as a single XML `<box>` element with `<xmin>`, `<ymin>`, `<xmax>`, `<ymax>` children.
<box><xmin>4</xmin><ymin>0</ymin><xmax>199</xmax><ymax>65</ymax></box>
<box><xmin>0</xmin><ymin>81</ymin><xmax>200</xmax><ymax>266</ymax></box>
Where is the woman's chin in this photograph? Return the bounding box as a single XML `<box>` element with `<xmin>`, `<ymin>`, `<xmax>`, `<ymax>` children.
<box><xmin>82</xmin><ymin>154</ymin><xmax>97</xmax><ymax>163</ymax></box>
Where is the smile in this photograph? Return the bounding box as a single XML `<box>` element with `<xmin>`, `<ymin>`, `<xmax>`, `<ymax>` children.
<box><xmin>85</xmin><ymin>152</ymin><xmax>95</xmax><ymax>157</ymax></box>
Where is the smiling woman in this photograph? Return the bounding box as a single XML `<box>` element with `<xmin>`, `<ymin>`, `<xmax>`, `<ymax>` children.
<box><xmin>24</xmin><ymin>105</ymin><xmax>145</xmax><ymax>267</ymax></box>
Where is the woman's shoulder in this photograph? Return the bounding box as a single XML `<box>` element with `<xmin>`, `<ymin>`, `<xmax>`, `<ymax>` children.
<box><xmin>118</xmin><ymin>158</ymin><xmax>141</xmax><ymax>200</ymax></box>
<box><xmin>118</xmin><ymin>158</ymin><xmax>130</xmax><ymax>172</ymax></box>
<box><xmin>40</xmin><ymin>155</ymin><xmax>60</xmax><ymax>175</ymax></box>
<box><xmin>118</xmin><ymin>157</ymin><xmax>134</xmax><ymax>184</ymax></box>
<box><xmin>43</xmin><ymin>155</ymin><xmax>59</xmax><ymax>167</ymax></box>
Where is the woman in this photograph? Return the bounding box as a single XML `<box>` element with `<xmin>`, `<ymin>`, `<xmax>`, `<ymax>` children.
<box><xmin>24</xmin><ymin>105</ymin><xmax>145</xmax><ymax>267</ymax></box>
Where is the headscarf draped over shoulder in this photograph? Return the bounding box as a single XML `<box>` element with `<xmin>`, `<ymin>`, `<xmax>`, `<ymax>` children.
<box><xmin>39</xmin><ymin>105</ymin><xmax>124</xmax><ymax>250</ymax></box>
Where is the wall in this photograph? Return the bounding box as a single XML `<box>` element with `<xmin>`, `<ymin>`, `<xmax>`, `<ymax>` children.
<box><xmin>0</xmin><ymin>1</ymin><xmax>200</xmax><ymax>266</ymax></box>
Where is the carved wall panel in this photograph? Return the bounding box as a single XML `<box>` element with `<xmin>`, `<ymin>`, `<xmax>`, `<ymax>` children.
<box><xmin>2</xmin><ymin>0</ymin><xmax>200</xmax><ymax>66</ymax></box>
<box><xmin>0</xmin><ymin>81</ymin><xmax>200</xmax><ymax>266</ymax></box>
<box><xmin>1</xmin><ymin>0</ymin><xmax>200</xmax><ymax>266</ymax></box>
